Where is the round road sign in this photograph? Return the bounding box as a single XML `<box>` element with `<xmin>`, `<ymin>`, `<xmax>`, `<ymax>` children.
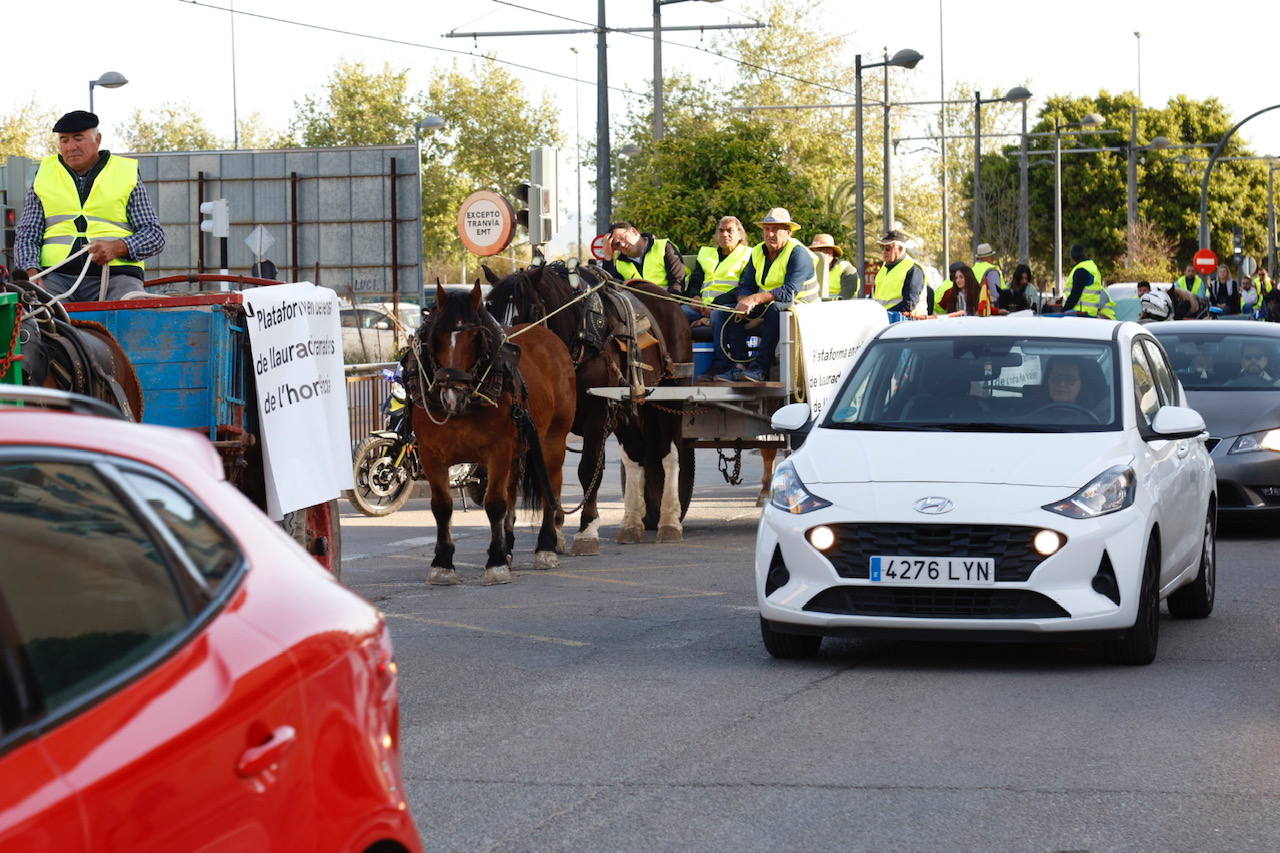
<box><xmin>1192</xmin><ymin>248</ymin><xmax>1218</xmax><ymax>275</ymax></box>
<box><xmin>457</xmin><ymin>191</ymin><xmax>515</xmax><ymax>256</ymax></box>
<box><xmin>590</xmin><ymin>233</ymin><xmax>608</xmax><ymax>261</ymax></box>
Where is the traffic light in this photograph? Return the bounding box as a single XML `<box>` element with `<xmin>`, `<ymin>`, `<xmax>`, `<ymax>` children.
<box><xmin>199</xmin><ymin>199</ymin><xmax>230</xmax><ymax>239</ymax></box>
<box><xmin>512</xmin><ymin>181</ymin><xmax>545</xmax><ymax>245</ymax></box>
<box><xmin>1232</xmin><ymin>225</ymin><xmax>1244</xmax><ymax>263</ymax></box>
<box><xmin>1</xmin><ymin>205</ymin><xmax>15</xmax><ymax>254</ymax></box>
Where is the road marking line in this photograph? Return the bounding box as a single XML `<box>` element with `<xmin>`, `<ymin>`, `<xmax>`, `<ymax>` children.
<box><xmin>495</xmin><ymin>591</ymin><xmax>722</xmax><ymax>610</ymax></box>
<box><xmin>539</xmin><ymin>570</ymin><xmax>726</xmax><ymax>596</ymax></box>
<box><xmin>342</xmin><ymin>532</ymin><xmax>469</xmax><ymax>563</ymax></box>
<box><xmin>384</xmin><ymin>612</ymin><xmax>588</xmax><ymax>647</ymax></box>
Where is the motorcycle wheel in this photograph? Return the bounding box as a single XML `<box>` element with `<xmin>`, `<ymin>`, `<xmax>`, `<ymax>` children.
<box><xmin>349</xmin><ymin>435</ymin><xmax>416</xmax><ymax>517</ymax></box>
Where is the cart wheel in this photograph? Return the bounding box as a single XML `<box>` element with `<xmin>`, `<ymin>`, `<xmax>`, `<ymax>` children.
<box><xmin>281</xmin><ymin>498</ymin><xmax>343</xmax><ymax>581</ymax></box>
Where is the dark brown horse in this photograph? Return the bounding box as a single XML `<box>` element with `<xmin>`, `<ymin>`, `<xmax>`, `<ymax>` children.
<box><xmin>485</xmin><ymin>261</ymin><xmax>693</xmax><ymax>552</ymax></box>
<box><xmin>408</xmin><ymin>283</ymin><xmax>575</xmax><ymax>585</ymax></box>
<box><xmin>3</xmin><ymin>280</ymin><xmax>143</xmax><ymax>420</ymax></box>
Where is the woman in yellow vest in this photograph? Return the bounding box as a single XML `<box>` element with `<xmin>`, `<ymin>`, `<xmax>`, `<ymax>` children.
<box><xmin>15</xmin><ymin>110</ymin><xmax>165</xmax><ymax>302</ymax></box>
<box><xmin>705</xmin><ymin>208</ymin><xmax>817</xmax><ymax>383</ymax></box>
<box><xmin>685</xmin><ymin>216</ymin><xmax>751</xmax><ymax>325</ymax></box>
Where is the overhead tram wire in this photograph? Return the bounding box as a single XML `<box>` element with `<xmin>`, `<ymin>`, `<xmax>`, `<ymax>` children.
<box><xmin>488</xmin><ymin>0</ymin><xmax>859</xmax><ymax>100</ymax></box>
<box><xmin>176</xmin><ymin>0</ymin><xmax>645</xmax><ymax>98</ymax></box>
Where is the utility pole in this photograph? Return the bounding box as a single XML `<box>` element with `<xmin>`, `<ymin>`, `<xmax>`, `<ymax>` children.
<box><xmin>445</xmin><ymin>12</ymin><xmax>763</xmax><ymax>235</ymax></box>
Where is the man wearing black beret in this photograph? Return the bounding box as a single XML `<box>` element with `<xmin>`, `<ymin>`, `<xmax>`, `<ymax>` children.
<box><xmin>14</xmin><ymin>110</ymin><xmax>165</xmax><ymax>301</ymax></box>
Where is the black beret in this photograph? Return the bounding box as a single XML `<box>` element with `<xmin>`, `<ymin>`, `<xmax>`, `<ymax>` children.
<box><xmin>52</xmin><ymin>111</ymin><xmax>99</xmax><ymax>133</ymax></box>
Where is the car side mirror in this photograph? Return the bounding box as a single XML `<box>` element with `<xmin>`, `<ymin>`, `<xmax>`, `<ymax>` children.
<box><xmin>373</xmin><ymin>320</ymin><xmax>392</xmax><ymax>331</ymax></box>
<box><xmin>771</xmin><ymin>402</ymin><xmax>811</xmax><ymax>432</ymax></box>
<box><xmin>1150</xmin><ymin>405</ymin><xmax>1206</xmax><ymax>439</ymax></box>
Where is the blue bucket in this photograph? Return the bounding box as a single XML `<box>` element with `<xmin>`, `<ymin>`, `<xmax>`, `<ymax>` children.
<box><xmin>693</xmin><ymin>342</ymin><xmax>714</xmax><ymax>377</ymax></box>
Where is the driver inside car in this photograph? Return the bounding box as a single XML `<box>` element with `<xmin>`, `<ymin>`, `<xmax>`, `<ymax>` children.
<box><xmin>1046</xmin><ymin>357</ymin><xmax>1085</xmax><ymax>404</ymax></box>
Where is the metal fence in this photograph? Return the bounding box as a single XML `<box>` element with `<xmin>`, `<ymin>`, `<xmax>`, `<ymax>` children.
<box><xmin>345</xmin><ymin>363</ymin><xmax>397</xmax><ymax>450</ymax></box>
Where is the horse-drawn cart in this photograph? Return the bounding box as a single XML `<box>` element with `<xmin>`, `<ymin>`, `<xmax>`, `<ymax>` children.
<box><xmin>66</xmin><ymin>283</ymin><xmax>344</xmax><ymax>576</ymax></box>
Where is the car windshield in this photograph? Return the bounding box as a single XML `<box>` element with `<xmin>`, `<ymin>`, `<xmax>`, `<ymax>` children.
<box><xmin>824</xmin><ymin>335</ymin><xmax>1120</xmax><ymax>432</ymax></box>
<box><xmin>1150</xmin><ymin>331</ymin><xmax>1280</xmax><ymax>390</ymax></box>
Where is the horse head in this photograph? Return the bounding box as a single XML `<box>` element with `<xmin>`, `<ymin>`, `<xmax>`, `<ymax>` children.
<box><xmin>423</xmin><ymin>282</ymin><xmax>503</xmax><ymax>415</ymax></box>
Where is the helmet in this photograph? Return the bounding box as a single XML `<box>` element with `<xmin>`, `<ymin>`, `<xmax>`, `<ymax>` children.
<box><xmin>1140</xmin><ymin>289</ymin><xmax>1172</xmax><ymax>321</ymax></box>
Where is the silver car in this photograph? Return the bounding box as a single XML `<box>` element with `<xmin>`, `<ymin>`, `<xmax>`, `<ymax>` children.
<box><xmin>1150</xmin><ymin>321</ymin><xmax>1280</xmax><ymax>519</ymax></box>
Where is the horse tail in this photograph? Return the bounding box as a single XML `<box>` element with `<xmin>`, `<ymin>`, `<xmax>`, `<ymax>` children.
<box><xmin>513</xmin><ymin>404</ymin><xmax>556</xmax><ymax>514</ymax></box>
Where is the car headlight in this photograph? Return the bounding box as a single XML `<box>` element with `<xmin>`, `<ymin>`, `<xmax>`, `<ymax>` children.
<box><xmin>1043</xmin><ymin>465</ymin><xmax>1135</xmax><ymax>519</ymax></box>
<box><xmin>1228</xmin><ymin>429</ymin><xmax>1280</xmax><ymax>455</ymax></box>
<box><xmin>769</xmin><ymin>461</ymin><xmax>831</xmax><ymax>515</ymax></box>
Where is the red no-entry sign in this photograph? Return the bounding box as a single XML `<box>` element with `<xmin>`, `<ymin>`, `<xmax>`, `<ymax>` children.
<box><xmin>590</xmin><ymin>233</ymin><xmax>608</xmax><ymax>261</ymax></box>
<box><xmin>1192</xmin><ymin>248</ymin><xmax>1218</xmax><ymax>275</ymax></box>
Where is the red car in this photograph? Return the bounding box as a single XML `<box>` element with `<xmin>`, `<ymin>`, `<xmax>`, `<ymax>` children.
<box><xmin>0</xmin><ymin>390</ymin><xmax>420</xmax><ymax>852</ymax></box>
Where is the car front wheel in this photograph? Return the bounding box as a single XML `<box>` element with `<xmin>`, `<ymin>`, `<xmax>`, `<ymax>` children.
<box><xmin>1104</xmin><ymin>543</ymin><xmax>1160</xmax><ymax>665</ymax></box>
<box><xmin>760</xmin><ymin>617</ymin><xmax>822</xmax><ymax>659</ymax></box>
<box><xmin>1168</xmin><ymin>508</ymin><xmax>1216</xmax><ymax>619</ymax></box>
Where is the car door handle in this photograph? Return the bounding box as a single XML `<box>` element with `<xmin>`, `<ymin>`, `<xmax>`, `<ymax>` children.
<box><xmin>237</xmin><ymin>725</ymin><xmax>298</xmax><ymax>777</ymax></box>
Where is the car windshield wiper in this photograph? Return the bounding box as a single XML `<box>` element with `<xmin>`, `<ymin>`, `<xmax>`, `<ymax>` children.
<box><xmin>827</xmin><ymin>421</ymin><xmax>951</xmax><ymax>431</ymax></box>
<box><xmin>935</xmin><ymin>421</ymin><xmax>1059</xmax><ymax>433</ymax></box>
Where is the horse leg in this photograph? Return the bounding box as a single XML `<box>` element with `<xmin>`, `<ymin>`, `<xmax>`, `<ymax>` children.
<box><xmin>424</xmin><ymin>464</ymin><xmax>460</xmax><ymax>585</ymax></box>
<box><xmin>482</xmin><ymin>460</ymin><xmax>515</xmax><ymax>586</ymax></box>
<box><xmin>534</xmin><ymin>426</ymin><xmax>568</xmax><ymax>570</ymax></box>
<box><xmin>571</xmin><ymin>426</ymin><xmax>606</xmax><ymax>555</ymax></box>
<box><xmin>655</xmin><ymin>443</ymin><xmax>684</xmax><ymax>543</ymax></box>
<box><xmin>758</xmin><ymin>447</ymin><xmax>778</xmax><ymax>507</ymax></box>
<box><xmin>618</xmin><ymin>447</ymin><xmax>646</xmax><ymax>544</ymax></box>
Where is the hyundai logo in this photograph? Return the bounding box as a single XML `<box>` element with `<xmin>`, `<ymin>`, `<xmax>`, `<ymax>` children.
<box><xmin>913</xmin><ymin>496</ymin><xmax>954</xmax><ymax>515</ymax></box>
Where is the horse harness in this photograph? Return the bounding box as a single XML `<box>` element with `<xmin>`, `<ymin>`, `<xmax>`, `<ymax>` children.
<box><xmin>2</xmin><ymin>279</ymin><xmax>136</xmax><ymax>420</ymax></box>
<box><xmin>400</xmin><ymin>305</ymin><xmax>527</xmax><ymax>418</ymax></box>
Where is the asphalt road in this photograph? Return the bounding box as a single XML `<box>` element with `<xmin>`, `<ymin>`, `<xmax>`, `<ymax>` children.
<box><xmin>341</xmin><ymin>447</ymin><xmax>1280</xmax><ymax>852</ymax></box>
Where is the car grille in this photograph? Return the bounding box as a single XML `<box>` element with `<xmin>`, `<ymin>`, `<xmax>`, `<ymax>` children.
<box><xmin>1217</xmin><ymin>482</ymin><xmax>1250</xmax><ymax>508</ymax></box>
<box><xmin>803</xmin><ymin>586</ymin><xmax>1070</xmax><ymax>619</ymax></box>
<box><xmin>822</xmin><ymin>523</ymin><xmax>1052</xmax><ymax>583</ymax></box>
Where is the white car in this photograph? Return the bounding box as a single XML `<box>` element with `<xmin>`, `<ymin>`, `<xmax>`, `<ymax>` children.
<box><xmin>757</xmin><ymin>317</ymin><xmax>1216</xmax><ymax>665</ymax></box>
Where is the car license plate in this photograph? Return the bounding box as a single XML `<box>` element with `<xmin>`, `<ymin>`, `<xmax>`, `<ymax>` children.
<box><xmin>869</xmin><ymin>555</ymin><xmax>996</xmax><ymax>586</ymax></box>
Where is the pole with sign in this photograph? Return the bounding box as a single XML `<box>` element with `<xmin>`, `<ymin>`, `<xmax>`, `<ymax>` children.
<box><xmin>590</xmin><ymin>233</ymin><xmax>608</xmax><ymax>261</ymax></box>
<box><xmin>1193</xmin><ymin>248</ymin><xmax>1218</xmax><ymax>276</ymax></box>
<box><xmin>457</xmin><ymin>191</ymin><xmax>515</xmax><ymax>257</ymax></box>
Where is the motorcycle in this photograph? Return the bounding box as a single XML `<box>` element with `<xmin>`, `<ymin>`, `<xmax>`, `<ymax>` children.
<box><xmin>348</xmin><ymin>369</ymin><xmax>484</xmax><ymax>517</ymax></box>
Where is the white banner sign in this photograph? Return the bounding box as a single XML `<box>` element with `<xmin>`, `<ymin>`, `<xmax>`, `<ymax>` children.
<box><xmin>791</xmin><ymin>300</ymin><xmax>890</xmax><ymax>421</ymax></box>
<box><xmin>242</xmin><ymin>281</ymin><xmax>354</xmax><ymax>519</ymax></box>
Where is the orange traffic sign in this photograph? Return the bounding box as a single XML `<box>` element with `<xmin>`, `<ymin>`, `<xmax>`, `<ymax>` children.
<box><xmin>457</xmin><ymin>191</ymin><xmax>515</xmax><ymax>256</ymax></box>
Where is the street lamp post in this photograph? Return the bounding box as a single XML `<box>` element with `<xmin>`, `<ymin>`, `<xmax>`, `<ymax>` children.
<box><xmin>570</xmin><ymin>46</ymin><xmax>584</xmax><ymax>260</ymax></box>
<box><xmin>1019</xmin><ymin>99</ymin><xmax>1029</xmax><ymax>264</ymax></box>
<box><xmin>1269</xmin><ymin>161</ymin><xmax>1279</xmax><ymax>277</ymax></box>
<box><xmin>1123</xmin><ymin>106</ymin><xmax>1170</xmax><ymax>255</ymax></box>
<box><xmin>1054</xmin><ymin>113</ymin><xmax>1104</xmax><ymax>294</ymax></box>
<box><xmin>972</xmin><ymin>86</ymin><xmax>1031</xmax><ymax>255</ymax></box>
<box><xmin>1199</xmin><ymin>103</ymin><xmax>1280</xmax><ymax>251</ymax></box>
<box><xmin>88</xmin><ymin>71</ymin><xmax>128</xmax><ymax>113</ymax></box>
<box><xmin>855</xmin><ymin>48</ymin><xmax>922</xmax><ymax>284</ymax></box>
<box><xmin>653</xmin><ymin>0</ymin><xmax>725</xmax><ymax>141</ymax></box>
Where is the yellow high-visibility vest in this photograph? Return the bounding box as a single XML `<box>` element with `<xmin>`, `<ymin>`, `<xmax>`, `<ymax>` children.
<box><xmin>822</xmin><ymin>258</ymin><xmax>855</xmax><ymax>300</ymax></box>
<box><xmin>749</xmin><ymin>238</ymin><xmax>818</xmax><ymax>303</ymax></box>
<box><xmin>972</xmin><ymin>260</ymin><xmax>1003</xmax><ymax>293</ymax></box>
<box><xmin>614</xmin><ymin>237</ymin><xmax>672</xmax><ymax>287</ymax></box>
<box><xmin>1068</xmin><ymin>259</ymin><xmax>1115</xmax><ymax>319</ymax></box>
<box><xmin>695</xmin><ymin>244</ymin><xmax>750</xmax><ymax>303</ymax></box>
<box><xmin>1174</xmin><ymin>274</ymin><xmax>1208</xmax><ymax>299</ymax></box>
<box><xmin>875</xmin><ymin>254</ymin><xmax>927</xmax><ymax>315</ymax></box>
<box><xmin>34</xmin><ymin>153</ymin><xmax>142</xmax><ymax>270</ymax></box>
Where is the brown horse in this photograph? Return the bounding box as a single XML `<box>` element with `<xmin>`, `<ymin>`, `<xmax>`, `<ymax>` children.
<box><xmin>4</xmin><ymin>281</ymin><xmax>144</xmax><ymax>420</ymax></box>
<box><xmin>485</xmin><ymin>261</ymin><xmax>693</xmax><ymax>553</ymax></box>
<box><xmin>407</xmin><ymin>283</ymin><xmax>575</xmax><ymax>585</ymax></box>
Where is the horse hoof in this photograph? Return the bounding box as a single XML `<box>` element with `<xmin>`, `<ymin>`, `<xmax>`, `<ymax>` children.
<box><xmin>427</xmin><ymin>566</ymin><xmax>461</xmax><ymax>585</ymax></box>
<box><xmin>533</xmin><ymin>550</ymin><xmax>559</xmax><ymax>570</ymax></box>
<box><xmin>656</xmin><ymin>524</ymin><xmax>683</xmax><ymax>543</ymax></box>
<box><xmin>756</xmin><ymin>492</ymin><xmax>769</xmax><ymax>507</ymax></box>
<box><xmin>482</xmin><ymin>566</ymin><xmax>514</xmax><ymax>585</ymax></box>
<box><xmin>617</xmin><ymin>525</ymin><xmax>644</xmax><ymax>544</ymax></box>
<box><xmin>570</xmin><ymin>536</ymin><xmax>600</xmax><ymax>556</ymax></box>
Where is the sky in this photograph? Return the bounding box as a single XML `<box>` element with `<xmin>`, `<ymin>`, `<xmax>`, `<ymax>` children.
<box><xmin>7</xmin><ymin>0</ymin><xmax>1280</xmax><ymax>252</ymax></box>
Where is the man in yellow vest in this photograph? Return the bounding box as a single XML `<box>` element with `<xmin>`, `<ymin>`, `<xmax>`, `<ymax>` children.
<box><xmin>708</xmin><ymin>208</ymin><xmax>817</xmax><ymax>383</ymax></box>
<box><xmin>972</xmin><ymin>242</ymin><xmax>1004</xmax><ymax>303</ymax></box>
<box><xmin>15</xmin><ymin>111</ymin><xmax>165</xmax><ymax>301</ymax></box>
<box><xmin>1060</xmin><ymin>244</ymin><xmax>1115</xmax><ymax>319</ymax></box>
<box><xmin>872</xmin><ymin>230</ymin><xmax>928</xmax><ymax>316</ymax></box>
<box><xmin>685</xmin><ymin>216</ymin><xmax>751</xmax><ymax>326</ymax></box>
<box><xmin>1173</xmin><ymin>262</ymin><xmax>1209</xmax><ymax>301</ymax></box>
<box><xmin>808</xmin><ymin>233</ymin><xmax>859</xmax><ymax>300</ymax></box>
<box><xmin>603</xmin><ymin>221</ymin><xmax>686</xmax><ymax>295</ymax></box>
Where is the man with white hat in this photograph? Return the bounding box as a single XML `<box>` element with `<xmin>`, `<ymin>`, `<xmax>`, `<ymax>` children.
<box><xmin>972</xmin><ymin>242</ymin><xmax>1004</xmax><ymax>298</ymax></box>
<box><xmin>872</xmin><ymin>229</ymin><xmax>927</xmax><ymax>316</ymax></box>
<box><xmin>707</xmin><ymin>207</ymin><xmax>816</xmax><ymax>382</ymax></box>
<box><xmin>15</xmin><ymin>110</ymin><xmax>165</xmax><ymax>300</ymax></box>
<box><xmin>809</xmin><ymin>233</ymin><xmax>859</xmax><ymax>300</ymax></box>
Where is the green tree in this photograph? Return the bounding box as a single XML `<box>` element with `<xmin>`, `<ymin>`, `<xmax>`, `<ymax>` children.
<box><xmin>0</xmin><ymin>98</ymin><xmax>57</xmax><ymax>161</ymax></box>
<box><xmin>289</xmin><ymin>61</ymin><xmax>425</xmax><ymax>147</ymax></box>
<box><xmin>237</xmin><ymin>112</ymin><xmax>291</xmax><ymax>149</ymax></box>
<box><xmin>119</xmin><ymin>103</ymin><xmax>223</xmax><ymax>152</ymax></box>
